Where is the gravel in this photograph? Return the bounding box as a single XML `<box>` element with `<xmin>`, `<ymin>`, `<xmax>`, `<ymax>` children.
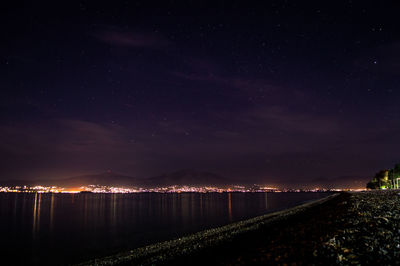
<box><xmin>318</xmin><ymin>190</ymin><xmax>400</xmax><ymax>265</ymax></box>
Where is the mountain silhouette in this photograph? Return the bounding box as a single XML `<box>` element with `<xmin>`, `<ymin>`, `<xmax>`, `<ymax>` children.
<box><xmin>0</xmin><ymin>169</ymin><xmax>233</xmax><ymax>188</ymax></box>
<box><xmin>141</xmin><ymin>169</ymin><xmax>232</xmax><ymax>187</ymax></box>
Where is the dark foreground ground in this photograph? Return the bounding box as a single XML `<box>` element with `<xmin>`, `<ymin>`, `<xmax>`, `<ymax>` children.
<box><xmin>82</xmin><ymin>191</ymin><xmax>400</xmax><ymax>265</ymax></box>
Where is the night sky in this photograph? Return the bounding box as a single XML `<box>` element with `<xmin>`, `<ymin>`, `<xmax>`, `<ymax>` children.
<box><xmin>1</xmin><ymin>1</ymin><xmax>400</xmax><ymax>183</ymax></box>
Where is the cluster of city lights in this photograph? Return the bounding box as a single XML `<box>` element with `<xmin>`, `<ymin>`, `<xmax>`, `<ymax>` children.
<box><xmin>0</xmin><ymin>185</ymin><xmax>72</xmax><ymax>193</ymax></box>
<box><xmin>81</xmin><ymin>185</ymin><xmax>141</xmax><ymax>193</ymax></box>
<box><xmin>0</xmin><ymin>184</ymin><xmax>366</xmax><ymax>193</ymax></box>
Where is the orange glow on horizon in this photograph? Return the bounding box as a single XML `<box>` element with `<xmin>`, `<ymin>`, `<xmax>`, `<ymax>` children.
<box><xmin>62</xmin><ymin>187</ymin><xmax>83</xmax><ymax>193</ymax></box>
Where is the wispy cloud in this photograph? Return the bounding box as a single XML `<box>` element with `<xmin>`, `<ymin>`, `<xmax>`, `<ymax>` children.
<box><xmin>173</xmin><ymin>71</ymin><xmax>276</xmax><ymax>94</ymax></box>
<box><xmin>238</xmin><ymin>106</ymin><xmax>340</xmax><ymax>135</ymax></box>
<box><xmin>0</xmin><ymin>119</ymin><xmax>125</xmax><ymax>155</ymax></box>
<box><xmin>94</xmin><ymin>29</ymin><xmax>171</xmax><ymax>48</ymax></box>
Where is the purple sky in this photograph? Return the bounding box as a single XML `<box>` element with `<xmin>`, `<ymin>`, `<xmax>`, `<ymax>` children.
<box><xmin>1</xmin><ymin>1</ymin><xmax>399</xmax><ymax>183</ymax></box>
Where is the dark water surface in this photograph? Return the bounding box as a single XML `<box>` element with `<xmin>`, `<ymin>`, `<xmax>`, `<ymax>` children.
<box><xmin>0</xmin><ymin>192</ymin><xmax>331</xmax><ymax>265</ymax></box>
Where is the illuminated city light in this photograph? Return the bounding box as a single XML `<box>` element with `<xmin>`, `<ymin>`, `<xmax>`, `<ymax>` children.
<box><xmin>0</xmin><ymin>184</ymin><xmax>367</xmax><ymax>193</ymax></box>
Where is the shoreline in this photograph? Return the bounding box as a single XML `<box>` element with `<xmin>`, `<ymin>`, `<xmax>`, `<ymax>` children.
<box><xmin>78</xmin><ymin>193</ymin><xmax>340</xmax><ymax>265</ymax></box>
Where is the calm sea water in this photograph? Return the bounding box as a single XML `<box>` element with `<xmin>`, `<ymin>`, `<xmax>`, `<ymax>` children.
<box><xmin>0</xmin><ymin>192</ymin><xmax>331</xmax><ymax>265</ymax></box>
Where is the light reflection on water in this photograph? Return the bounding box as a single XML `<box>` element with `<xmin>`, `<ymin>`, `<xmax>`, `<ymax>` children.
<box><xmin>0</xmin><ymin>192</ymin><xmax>330</xmax><ymax>265</ymax></box>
